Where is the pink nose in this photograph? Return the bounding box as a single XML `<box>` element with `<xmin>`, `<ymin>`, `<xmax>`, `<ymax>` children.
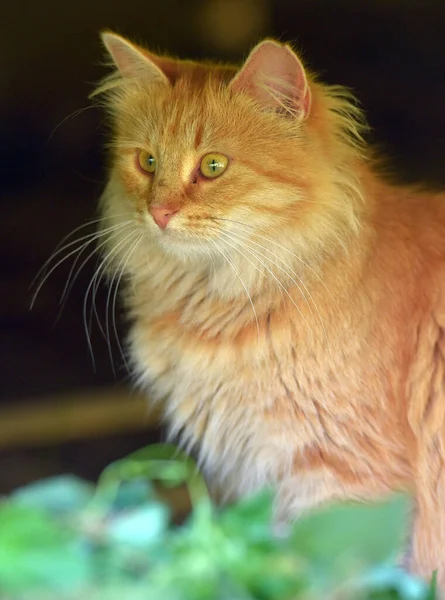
<box><xmin>149</xmin><ymin>206</ymin><xmax>178</xmax><ymax>229</ymax></box>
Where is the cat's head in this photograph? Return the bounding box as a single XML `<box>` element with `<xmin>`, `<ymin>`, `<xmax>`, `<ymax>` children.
<box><xmin>96</xmin><ymin>32</ymin><xmax>366</xmax><ymax>271</ymax></box>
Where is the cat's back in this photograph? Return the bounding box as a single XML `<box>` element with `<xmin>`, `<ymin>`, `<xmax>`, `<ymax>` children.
<box><xmin>361</xmin><ymin>175</ymin><xmax>445</xmax><ymax>375</ymax></box>
<box><xmin>371</xmin><ymin>175</ymin><xmax>445</xmax><ymax>252</ymax></box>
<box><xmin>363</xmin><ymin>174</ymin><xmax>445</xmax><ymax>299</ymax></box>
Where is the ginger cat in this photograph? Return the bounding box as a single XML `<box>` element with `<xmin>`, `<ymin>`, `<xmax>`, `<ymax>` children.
<box><xmin>96</xmin><ymin>32</ymin><xmax>445</xmax><ymax>586</ymax></box>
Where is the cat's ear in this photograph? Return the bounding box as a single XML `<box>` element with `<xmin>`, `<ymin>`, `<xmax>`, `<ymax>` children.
<box><xmin>230</xmin><ymin>40</ymin><xmax>311</xmax><ymax>119</ymax></box>
<box><xmin>101</xmin><ymin>32</ymin><xmax>176</xmax><ymax>84</ymax></box>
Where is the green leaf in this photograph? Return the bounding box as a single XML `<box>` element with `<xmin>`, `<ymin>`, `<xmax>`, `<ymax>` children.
<box><xmin>219</xmin><ymin>491</ymin><xmax>274</xmax><ymax>542</ymax></box>
<box><xmin>12</xmin><ymin>475</ymin><xmax>95</xmax><ymax>514</ymax></box>
<box><xmin>0</xmin><ymin>445</ymin><xmax>426</xmax><ymax>600</ymax></box>
<box><xmin>95</xmin><ymin>443</ymin><xmax>210</xmax><ymax>512</ymax></box>
<box><xmin>112</xmin><ymin>478</ymin><xmax>156</xmax><ymax>510</ymax></box>
<box><xmin>0</xmin><ymin>502</ymin><xmax>90</xmax><ymax>592</ymax></box>
<box><xmin>355</xmin><ymin>565</ymin><xmax>429</xmax><ymax>599</ymax></box>
<box><xmin>289</xmin><ymin>495</ymin><xmax>409</xmax><ymax>583</ymax></box>
<box><xmin>107</xmin><ymin>504</ymin><xmax>169</xmax><ymax>548</ymax></box>
<box><xmin>427</xmin><ymin>571</ymin><xmax>438</xmax><ymax>600</ymax></box>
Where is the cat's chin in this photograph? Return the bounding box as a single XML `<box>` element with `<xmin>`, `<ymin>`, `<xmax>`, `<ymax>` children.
<box><xmin>153</xmin><ymin>228</ymin><xmax>214</xmax><ymax>263</ymax></box>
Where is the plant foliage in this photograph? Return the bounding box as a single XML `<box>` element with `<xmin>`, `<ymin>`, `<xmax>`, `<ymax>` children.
<box><xmin>0</xmin><ymin>444</ymin><xmax>435</xmax><ymax>599</ymax></box>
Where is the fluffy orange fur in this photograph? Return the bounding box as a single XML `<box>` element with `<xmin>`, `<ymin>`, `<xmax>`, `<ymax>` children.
<box><xmin>96</xmin><ymin>32</ymin><xmax>445</xmax><ymax>586</ymax></box>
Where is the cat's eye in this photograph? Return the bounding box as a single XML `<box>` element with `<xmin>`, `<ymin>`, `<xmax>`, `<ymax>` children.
<box><xmin>200</xmin><ymin>153</ymin><xmax>228</xmax><ymax>178</ymax></box>
<box><xmin>137</xmin><ymin>150</ymin><xmax>156</xmax><ymax>174</ymax></box>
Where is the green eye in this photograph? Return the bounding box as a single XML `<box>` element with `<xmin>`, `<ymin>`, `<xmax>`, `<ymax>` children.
<box><xmin>138</xmin><ymin>150</ymin><xmax>156</xmax><ymax>173</ymax></box>
<box><xmin>200</xmin><ymin>153</ymin><xmax>228</xmax><ymax>178</ymax></box>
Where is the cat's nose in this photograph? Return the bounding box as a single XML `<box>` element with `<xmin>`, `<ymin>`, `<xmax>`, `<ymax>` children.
<box><xmin>149</xmin><ymin>205</ymin><xmax>179</xmax><ymax>229</ymax></box>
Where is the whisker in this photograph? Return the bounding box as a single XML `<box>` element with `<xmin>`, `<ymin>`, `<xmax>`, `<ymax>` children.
<box><xmin>83</xmin><ymin>228</ymin><xmax>139</xmax><ymax>372</ymax></box>
<box><xmin>211</xmin><ymin>216</ymin><xmax>339</xmax><ymax>311</ymax></box>
<box><xmin>208</xmin><ymin>239</ymin><xmax>260</xmax><ymax>340</ymax></box>
<box><xmin>30</xmin><ymin>218</ymin><xmax>135</xmax><ymax>302</ymax></box>
<box><xmin>87</xmin><ymin>249</ymin><xmax>127</xmax><ymax>346</ymax></box>
<box><xmin>30</xmin><ymin>239</ymin><xmax>98</xmax><ymax>310</ymax></box>
<box><xmin>88</xmin><ymin>256</ymin><xmax>109</xmax><ymax>341</ymax></box>
<box><xmin>88</xmin><ymin>230</ymin><xmax>140</xmax><ymax>371</ymax></box>
<box><xmin>87</xmin><ymin>225</ymin><xmax>140</xmax><ymax>340</ymax></box>
<box><xmin>31</xmin><ymin>212</ymin><xmax>135</xmax><ymax>282</ymax></box>
<box><xmin>218</xmin><ymin>231</ymin><xmax>314</xmax><ymax>337</ymax></box>
<box><xmin>198</xmin><ymin>240</ymin><xmax>217</xmax><ymax>282</ymax></box>
<box><xmin>58</xmin><ymin>210</ymin><xmax>136</xmax><ymax>243</ymax></box>
<box><xmin>31</xmin><ymin>230</ymin><xmax>101</xmax><ymax>294</ymax></box>
<box><xmin>108</xmin><ymin>233</ymin><xmax>143</xmax><ymax>373</ymax></box>
<box><xmin>58</xmin><ymin>222</ymin><xmax>135</xmax><ymax>308</ymax></box>
<box><xmin>217</xmin><ymin>232</ymin><xmax>268</xmax><ymax>280</ymax></box>
<box><xmin>46</xmin><ymin>105</ymin><xmax>95</xmax><ymax>145</ymax></box>
<box><xmin>220</xmin><ymin>228</ymin><xmax>331</xmax><ymax>352</ymax></box>
<box><xmin>52</xmin><ymin>224</ymin><xmax>136</xmax><ymax>332</ymax></box>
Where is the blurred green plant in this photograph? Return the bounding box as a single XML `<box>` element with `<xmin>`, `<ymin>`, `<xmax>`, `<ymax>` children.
<box><xmin>0</xmin><ymin>443</ymin><xmax>435</xmax><ymax>599</ymax></box>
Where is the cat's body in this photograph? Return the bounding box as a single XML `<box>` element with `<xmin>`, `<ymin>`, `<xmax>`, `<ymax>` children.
<box><xmin>97</xmin><ymin>33</ymin><xmax>445</xmax><ymax>585</ymax></box>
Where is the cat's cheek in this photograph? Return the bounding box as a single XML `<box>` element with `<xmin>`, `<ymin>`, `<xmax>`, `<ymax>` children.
<box><xmin>117</xmin><ymin>170</ymin><xmax>152</xmax><ymax>212</ymax></box>
<box><xmin>117</xmin><ymin>168</ymin><xmax>138</xmax><ymax>193</ymax></box>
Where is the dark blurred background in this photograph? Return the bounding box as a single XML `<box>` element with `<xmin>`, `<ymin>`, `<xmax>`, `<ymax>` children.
<box><xmin>2</xmin><ymin>0</ymin><xmax>445</xmax><ymax>493</ymax></box>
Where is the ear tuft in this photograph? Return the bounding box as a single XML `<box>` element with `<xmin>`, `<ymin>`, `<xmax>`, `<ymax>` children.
<box><xmin>230</xmin><ymin>40</ymin><xmax>311</xmax><ymax>119</ymax></box>
<box><xmin>101</xmin><ymin>31</ymin><xmax>170</xmax><ymax>84</ymax></box>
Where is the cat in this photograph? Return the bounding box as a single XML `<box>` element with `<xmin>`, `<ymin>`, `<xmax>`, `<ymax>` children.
<box><xmin>94</xmin><ymin>31</ymin><xmax>445</xmax><ymax>587</ymax></box>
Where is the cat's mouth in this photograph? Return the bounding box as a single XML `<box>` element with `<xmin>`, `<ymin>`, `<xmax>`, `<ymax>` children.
<box><xmin>150</xmin><ymin>216</ymin><xmax>214</xmax><ymax>242</ymax></box>
<box><xmin>153</xmin><ymin>222</ymin><xmax>205</xmax><ymax>249</ymax></box>
<box><xmin>148</xmin><ymin>221</ymin><xmax>228</xmax><ymax>262</ymax></box>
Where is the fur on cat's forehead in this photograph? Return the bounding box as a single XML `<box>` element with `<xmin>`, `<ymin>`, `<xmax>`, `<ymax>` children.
<box><xmin>98</xmin><ymin>33</ymin><xmax>315</xmax><ymax>158</ymax></box>
<box><xmin>116</xmin><ymin>77</ymin><xmax>274</xmax><ymax>152</ymax></box>
<box><xmin>98</xmin><ymin>32</ymin><xmax>312</xmax><ymax>121</ymax></box>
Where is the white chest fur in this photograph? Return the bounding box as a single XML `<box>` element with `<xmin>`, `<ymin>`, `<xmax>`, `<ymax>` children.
<box><xmin>129</xmin><ymin>311</ymin><xmax>334</xmax><ymax>505</ymax></box>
